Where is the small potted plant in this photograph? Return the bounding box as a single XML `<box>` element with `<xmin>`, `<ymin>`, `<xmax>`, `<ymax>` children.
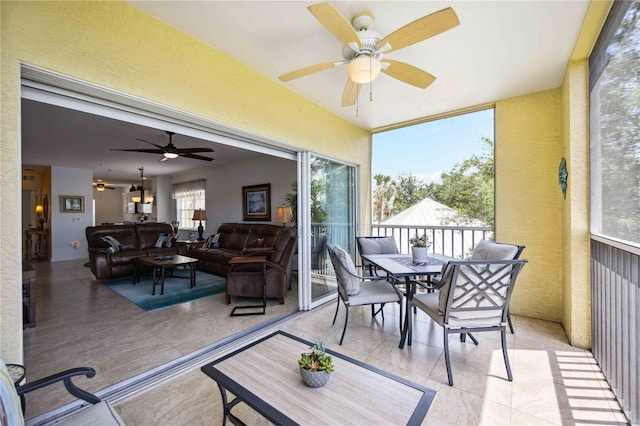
<box><xmin>410</xmin><ymin>233</ymin><xmax>432</xmax><ymax>264</ymax></box>
<box><xmin>298</xmin><ymin>340</ymin><xmax>334</xmax><ymax>387</ymax></box>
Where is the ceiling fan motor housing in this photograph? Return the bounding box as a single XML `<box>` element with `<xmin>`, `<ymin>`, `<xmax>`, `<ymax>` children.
<box><xmin>341</xmin><ymin>30</ymin><xmax>383</xmax><ymax>61</ymax></box>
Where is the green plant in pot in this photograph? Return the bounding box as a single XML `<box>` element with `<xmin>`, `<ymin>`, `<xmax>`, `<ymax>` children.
<box><xmin>298</xmin><ymin>340</ymin><xmax>334</xmax><ymax>388</ymax></box>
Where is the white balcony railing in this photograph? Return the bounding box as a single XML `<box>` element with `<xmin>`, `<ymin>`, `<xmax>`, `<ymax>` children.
<box><xmin>371</xmin><ymin>224</ymin><xmax>494</xmax><ymax>259</ymax></box>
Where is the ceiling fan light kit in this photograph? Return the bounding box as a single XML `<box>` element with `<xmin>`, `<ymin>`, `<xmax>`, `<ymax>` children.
<box><xmin>347</xmin><ymin>55</ymin><xmax>381</xmax><ymax>84</ymax></box>
<box><xmin>278</xmin><ymin>2</ymin><xmax>460</xmax><ymax>108</ymax></box>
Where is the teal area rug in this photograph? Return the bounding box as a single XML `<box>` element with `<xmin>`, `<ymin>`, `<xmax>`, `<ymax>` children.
<box><xmin>103</xmin><ymin>271</ymin><xmax>226</xmax><ymax>311</ymax></box>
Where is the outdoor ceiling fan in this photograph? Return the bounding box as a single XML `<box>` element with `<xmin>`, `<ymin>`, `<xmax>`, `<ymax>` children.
<box><xmin>111</xmin><ymin>131</ymin><xmax>215</xmax><ymax>162</ymax></box>
<box><xmin>279</xmin><ymin>3</ymin><xmax>459</xmax><ymax>106</ymax></box>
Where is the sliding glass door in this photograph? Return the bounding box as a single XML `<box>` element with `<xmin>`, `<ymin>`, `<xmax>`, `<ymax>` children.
<box><xmin>298</xmin><ymin>153</ymin><xmax>357</xmax><ymax>309</ymax></box>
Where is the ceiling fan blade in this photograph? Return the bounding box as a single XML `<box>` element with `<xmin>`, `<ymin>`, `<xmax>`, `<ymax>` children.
<box><xmin>381</xmin><ymin>59</ymin><xmax>436</xmax><ymax>89</ymax></box>
<box><xmin>179</xmin><ymin>153</ymin><xmax>214</xmax><ymax>162</ymax></box>
<box><xmin>111</xmin><ymin>148</ymin><xmax>165</xmax><ymax>154</ymax></box>
<box><xmin>135</xmin><ymin>138</ymin><xmax>166</xmax><ymax>150</ymax></box>
<box><xmin>341</xmin><ymin>78</ymin><xmax>359</xmax><ymax>107</ymax></box>
<box><xmin>376</xmin><ymin>7</ymin><xmax>459</xmax><ymax>54</ymax></box>
<box><xmin>279</xmin><ymin>60</ymin><xmax>342</xmax><ymax>82</ymax></box>
<box><xmin>176</xmin><ymin>147</ymin><xmax>215</xmax><ymax>154</ymax></box>
<box><xmin>308</xmin><ymin>3</ymin><xmax>361</xmax><ymax>49</ymax></box>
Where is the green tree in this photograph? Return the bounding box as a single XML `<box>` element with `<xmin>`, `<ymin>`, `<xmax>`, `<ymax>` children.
<box><xmin>426</xmin><ymin>137</ymin><xmax>494</xmax><ymax>226</ymax></box>
<box><xmin>392</xmin><ymin>174</ymin><xmax>429</xmax><ymax>214</ymax></box>
<box><xmin>373</xmin><ymin>174</ymin><xmax>396</xmax><ymax>222</ymax></box>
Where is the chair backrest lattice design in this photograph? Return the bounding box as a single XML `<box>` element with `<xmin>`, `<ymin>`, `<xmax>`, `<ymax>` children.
<box><xmin>439</xmin><ymin>260</ymin><xmax>527</xmax><ymax>324</ymax></box>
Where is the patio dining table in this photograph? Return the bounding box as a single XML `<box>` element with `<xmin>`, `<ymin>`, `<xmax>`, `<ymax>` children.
<box><xmin>361</xmin><ymin>253</ymin><xmax>454</xmax><ymax>349</ymax></box>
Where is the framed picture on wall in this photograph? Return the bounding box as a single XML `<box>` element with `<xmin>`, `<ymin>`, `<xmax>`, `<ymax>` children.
<box><xmin>242</xmin><ymin>183</ymin><xmax>271</xmax><ymax>221</ymax></box>
<box><xmin>60</xmin><ymin>195</ymin><xmax>84</xmax><ymax>213</ymax></box>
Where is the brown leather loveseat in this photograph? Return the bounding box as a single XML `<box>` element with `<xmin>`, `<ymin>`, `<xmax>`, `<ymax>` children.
<box><xmin>86</xmin><ymin>222</ymin><xmax>178</xmax><ymax>279</ymax></box>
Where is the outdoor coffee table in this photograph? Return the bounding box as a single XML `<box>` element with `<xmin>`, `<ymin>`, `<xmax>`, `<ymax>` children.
<box><xmin>201</xmin><ymin>331</ymin><xmax>436</xmax><ymax>425</ymax></box>
<box><xmin>132</xmin><ymin>254</ymin><xmax>198</xmax><ymax>295</ymax></box>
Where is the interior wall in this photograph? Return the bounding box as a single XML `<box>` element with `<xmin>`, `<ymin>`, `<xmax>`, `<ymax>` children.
<box><xmin>495</xmin><ymin>88</ymin><xmax>563</xmax><ymax>322</ymax></box>
<box><xmin>171</xmin><ymin>156</ymin><xmax>297</xmax><ymax>238</ymax></box>
<box><xmin>93</xmin><ymin>187</ymin><xmax>127</xmax><ymax>225</ymax></box>
<box><xmin>51</xmin><ymin>167</ymin><xmax>94</xmax><ymax>261</ymax></box>
<box><xmin>0</xmin><ymin>0</ymin><xmax>370</xmax><ymax>361</ymax></box>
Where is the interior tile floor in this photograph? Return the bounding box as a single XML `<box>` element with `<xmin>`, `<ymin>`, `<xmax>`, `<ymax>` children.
<box><xmin>22</xmin><ymin>258</ymin><xmax>628</xmax><ymax>425</ymax></box>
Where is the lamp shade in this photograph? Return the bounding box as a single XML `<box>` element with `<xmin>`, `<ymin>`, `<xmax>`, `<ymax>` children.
<box><xmin>96</xmin><ymin>183</ymin><xmax>105</xmax><ymax>192</ymax></box>
<box><xmin>275</xmin><ymin>205</ymin><xmax>292</xmax><ymax>225</ymax></box>
<box><xmin>35</xmin><ymin>205</ymin><xmax>44</xmax><ymax>214</ymax></box>
<box><xmin>192</xmin><ymin>209</ymin><xmax>208</xmax><ymax>221</ymax></box>
<box><xmin>347</xmin><ymin>55</ymin><xmax>382</xmax><ymax>84</ymax></box>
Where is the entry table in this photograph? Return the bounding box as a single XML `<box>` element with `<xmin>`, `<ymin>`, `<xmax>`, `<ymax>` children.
<box><xmin>25</xmin><ymin>229</ymin><xmax>48</xmax><ymax>259</ymax></box>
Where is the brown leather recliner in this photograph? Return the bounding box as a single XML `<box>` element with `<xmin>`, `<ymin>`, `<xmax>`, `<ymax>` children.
<box><xmin>225</xmin><ymin>227</ymin><xmax>297</xmax><ymax>305</ymax></box>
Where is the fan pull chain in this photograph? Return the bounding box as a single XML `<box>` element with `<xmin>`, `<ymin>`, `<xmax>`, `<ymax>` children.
<box><xmin>369</xmin><ymin>55</ymin><xmax>374</xmax><ymax>102</ymax></box>
<box><xmin>356</xmin><ymin>83</ymin><xmax>360</xmax><ymax>117</ymax></box>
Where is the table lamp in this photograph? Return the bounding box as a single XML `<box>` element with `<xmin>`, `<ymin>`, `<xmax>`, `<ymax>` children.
<box><xmin>275</xmin><ymin>204</ymin><xmax>292</xmax><ymax>227</ymax></box>
<box><xmin>35</xmin><ymin>204</ymin><xmax>44</xmax><ymax>229</ymax></box>
<box><xmin>192</xmin><ymin>209</ymin><xmax>208</xmax><ymax>241</ymax></box>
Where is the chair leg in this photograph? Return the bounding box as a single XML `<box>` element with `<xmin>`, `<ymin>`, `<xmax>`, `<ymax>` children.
<box><xmin>339</xmin><ymin>307</ymin><xmax>349</xmax><ymax>345</ymax></box>
<box><xmin>467</xmin><ymin>333</ymin><xmax>478</xmax><ymax>345</ymax></box>
<box><xmin>371</xmin><ymin>303</ymin><xmax>386</xmax><ymax>320</ymax></box>
<box><xmin>332</xmin><ymin>297</ymin><xmax>340</xmax><ymax>325</ymax></box>
<box><xmin>444</xmin><ymin>331</ymin><xmax>454</xmax><ymax>386</ymax></box>
<box><xmin>459</xmin><ymin>332</ymin><xmax>478</xmax><ymax>345</ymax></box>
<box><xmin>507</xmin><ymin>309</ymin><xmax>515</xmax><ymax>334</ymax></box>
<box><xmin>501</xmin><ymin>327</ymin><xmax>513</xmax><ymax>381</ymax></box>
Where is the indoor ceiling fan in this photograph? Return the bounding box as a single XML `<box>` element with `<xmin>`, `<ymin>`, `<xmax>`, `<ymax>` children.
<box><xmin>278</xmin><ymin>3</ymin><xmax>459</xmax><ymax>107</ymax></box>
<box><xmin>93</xmin><ymin>182</ymin><xmax>116</xmax><ymax>191</ymax></box>
<box><xmin>111</xmin><ymin>131</ymin><xmax>215</xmax><ymax>162</ymax></box>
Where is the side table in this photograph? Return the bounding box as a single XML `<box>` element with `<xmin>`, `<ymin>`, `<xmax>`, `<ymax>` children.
<box><xmin>229</xmin><ymin>256</ymin><xmax>267</xmax><ymax>317</ymax></box>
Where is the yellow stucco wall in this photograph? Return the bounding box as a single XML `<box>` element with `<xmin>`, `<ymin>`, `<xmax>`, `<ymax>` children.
<box><xmin>495</xmin><ymin>89</ymin><xmax>563</xmax><ymax>322</ymax></box>
<box><xmin>0</xmin><ymin>1</ymin><xmax>370</xmax><ymax>361</ymax></box>
<box><xmin>561</xmin><ymin>60</ymin><xmax>591</xmax><ymax>348</ymax></box>
<box><xmin>557</xmin><ymin>0</ymin><xmax>612</xmax><ymax>348</ymax></box>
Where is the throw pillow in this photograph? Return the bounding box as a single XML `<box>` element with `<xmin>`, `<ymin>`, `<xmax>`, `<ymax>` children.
<box><xmin>164</xmin><ymin>236</ymin><xmax>176</xmax><ymax>248</ymax></box>
<box><xmin>209</xmin><ymin>233</ymin><xmax>221</xmax><ymax>248</ymax></box>
<box><xmin>100</xmin><ymin>236</ymin><xmax>124</xmax><ymax>254</ymax></box>
<box><xmin>331</xmin><ymin>245</ymin><xmax>360</xmax><ymax>296</ymax></box>
<box><xmin>155</xmin><ymin>233</ymin><xmax>167</xmax><ymax>248</ymax></box>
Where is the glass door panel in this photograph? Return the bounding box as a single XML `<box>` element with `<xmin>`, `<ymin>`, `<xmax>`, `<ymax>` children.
<box><xmin>308</xmin><ymin>155</ymin><xmax>356</xmax><ymax>306</ymax></box>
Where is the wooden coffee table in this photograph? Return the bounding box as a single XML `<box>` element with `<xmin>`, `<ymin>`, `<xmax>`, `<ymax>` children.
<box><xmin>132</xmin><ymin>254</ymin><xmax>198</xmax><ymax>295</ymax></box>
<box><xmin>201</xmin><ymin>331</ymin><xmax>436</xmax><ymax>425</ymax></box>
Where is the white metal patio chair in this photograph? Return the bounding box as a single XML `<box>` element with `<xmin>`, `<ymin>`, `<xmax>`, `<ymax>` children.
<box><xmin>327</xmin><ymin>244</ymin><xmax>404</xmax><ymax>345</ymax></box>
<box><xmin>412</xmin><ymin>258</ymin><xmax>527</xmax><ymax>386</ymax></box>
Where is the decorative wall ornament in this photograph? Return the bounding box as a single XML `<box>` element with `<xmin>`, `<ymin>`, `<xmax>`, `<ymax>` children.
<box><xmin>559</xmin><ymin>157</ymin><xmax>568</xmax><ymax>199</ymax></box>
<box><xmin>242</xmin><ymin>183</ymin><xmax>271</xmax><ymax>221</ymax></box>
<box><xmin>60</xmin><ymin>195</ymin><xmax>84</xmax><ymax>213</ymax></box>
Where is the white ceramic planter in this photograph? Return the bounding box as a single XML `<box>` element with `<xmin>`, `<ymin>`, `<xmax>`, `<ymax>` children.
<box><xmin>411</xmin><ymin>246</ymin><xmax>428</xmax><ymax>264</ymax></box>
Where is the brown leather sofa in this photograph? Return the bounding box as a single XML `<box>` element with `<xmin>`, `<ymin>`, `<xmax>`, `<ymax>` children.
<box><xmin>85</xmin><ymin>223</ymin><xmax>177</xmax><ymax>279</ymax></box>
<box><xmin>187</xmin><ymin>223</ymin><xmax>286</xmax><ymax>277</ymax></box>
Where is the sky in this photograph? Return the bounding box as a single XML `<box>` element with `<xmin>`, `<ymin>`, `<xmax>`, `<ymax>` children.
<box><xmin>372</xmin><ymin>108</ymin><xmax>494</xmax><ymax>184</ymax></box>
